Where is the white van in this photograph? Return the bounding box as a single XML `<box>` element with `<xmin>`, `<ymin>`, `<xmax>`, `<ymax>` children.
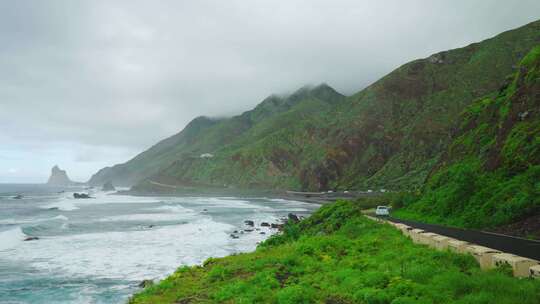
<box><xmin>375</xmin><ymin>206</ymin><xmax>390</xmax><ymax>216</ymax></box>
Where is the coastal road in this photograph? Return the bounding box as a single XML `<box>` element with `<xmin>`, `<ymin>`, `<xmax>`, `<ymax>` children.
<box><xmin>388</xmin><ymin>217</ymin><xmax>540</xmax><ymax>261</ymax></box>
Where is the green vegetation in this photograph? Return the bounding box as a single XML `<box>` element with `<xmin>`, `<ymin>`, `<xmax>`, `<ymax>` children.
<box><xmin>91</xmin><ymin>20</ymin><xmax>540</xmax><ymax>193</ymax></box>
<box><xmin>130</xmin><ymin>201</ymin><xmax>540</xmax><ymax>304</ymax></box>
<box><xmin>393</xmin><ymin>45</ymin><xmax>540</xmax><ymax>230</ymax></box>
<box><xmin>121</xmin><ymin>23</ymin><xmax>540</xmax><ymax>304</ymax></box>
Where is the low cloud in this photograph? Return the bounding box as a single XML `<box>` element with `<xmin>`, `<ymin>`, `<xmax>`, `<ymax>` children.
<box><xmin>1</xmin><ymin>0</ymin><xmax>539</xmax><ymax>181</ymax></box>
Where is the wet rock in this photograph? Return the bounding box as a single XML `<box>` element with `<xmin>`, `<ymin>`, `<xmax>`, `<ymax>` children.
<box><xmin>259</xmin><ymin>232</ymin><xmax>266</xmax><ymax>235</ymax></box>
<box><xmin>138</xmin><ymin>279</ymin><xmax>154</xmax><ymax>288</ymax></box>
<box><xmin>230</xmin><ymin>234</ymin><xmax>239</xmax><ymax>239</ymax></box>
<box><xmin>233</xmin><ymin>230</ymin><xmax>238</xmax><ymax>233</ymax></box>
<box><xmin>244</xmin><ymin>229</ymin><xmax>254</xmax><ymax>232</ymax></box>
<box><xmin>260</xmin><ymin>222</ymin><xmax>270</xmax><ymax>227</ymax></box>
<box><xmin>271</xmin><ymin>223</ymin><xmax>283</xmax><ymax>229</ymax></box>
<box><xmin>288</xmin><ymin>213</ymin><xmax>300</xmax><ymax>223</ymax></box>
<box><xmin>12</xmin><ymin>194</ymin><xmax>23</xmax><ymax>199</ymax></box>
<box><xmin>24</xmin><ymin>236</ymin><xmax>39</xmax><ymax>241</ymax></box>
<box><xmin>244</xmin><ymin>220</ymin><xmax>254</xmax><ymax>226</ymax></box>
<box><xmin>73</xmin><ymin>193</ymin><xmax>91</xmax><ymax>199</ymax></box>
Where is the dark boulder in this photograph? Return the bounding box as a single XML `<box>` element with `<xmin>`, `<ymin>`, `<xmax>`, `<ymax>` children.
<box><xmin>244</xmin><ymin>229</ymin><xmax>254</xmax><ymax>232</ymax></box>
<box><xmin>260</xmin><ymin>222</ymin><xmax>270</xmax><ymax>227</ymax></box>
<box><xmin>24</xmin><ymin>236</ymin><xmax>39</xmax><ymax>241</ymax></box>
<box><xmin>259</xmin><ymin>232</ymin><xmax>266</xmax><ymax>235</ymax></box>
<box><xmin>13</xmin><ymin>194</ymin><xmax>23</xmax><ymax>199</ymax></box>
<box><xmin>244</xmin><ymin>220</ymin><xmax>254</xmax><ymax>226</ymax></box>
<box><xmin>271</xmin><ymin>223</ymin><xmax>283</xmax><ymax>229</ymax></box>
<box><xmin>73</xmin><ymin>193</ymin><xmax>91</xmax><ymax>199</ymax></box>
<box><xmin>230</xmin><ymin>234</ymin><xmax>239</xmax><ymax>239</ymax></box>
<box><xmin>288</xmin><ymin>213</ymin><xmax>300</xmax><ymax>223</ymax></box>
<box><xmin>138</xmin><ymin>279</ymin><xmax>154</xmax><ymax>288</ymax></box>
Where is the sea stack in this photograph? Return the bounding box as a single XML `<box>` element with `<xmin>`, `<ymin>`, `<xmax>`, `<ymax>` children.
<box><xmin>46</xmin><ymin>165</ymin><xmax>75</xmax><ymax>186</ymax></box>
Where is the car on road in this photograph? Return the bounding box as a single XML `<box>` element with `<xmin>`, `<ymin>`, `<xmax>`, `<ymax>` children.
<box><xmin>375</xmin><ymin>205</ymin><xmax>390</xmax><ymax>216</ymax></box>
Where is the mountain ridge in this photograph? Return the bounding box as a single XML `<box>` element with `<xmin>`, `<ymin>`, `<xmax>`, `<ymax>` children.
<box><xmin>90</xmin><ymin>19</ymin><xmax>540</xmax><ymax>194</ymax></box>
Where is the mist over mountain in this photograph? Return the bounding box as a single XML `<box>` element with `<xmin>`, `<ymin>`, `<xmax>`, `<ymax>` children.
<box><xmin>90</xmin><ymin>20</ymin><xmax>540</xmax><ymax>195</ymax></box>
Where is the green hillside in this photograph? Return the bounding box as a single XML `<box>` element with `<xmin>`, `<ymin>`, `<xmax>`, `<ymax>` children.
<box><xmin>91</xmin><ymin>19</ymin><xmax>540</xmax><ymax>192</ymax></box>
<box><xmin>394</xmin><ymin>45</ymin><xmax>540</xmax><ymax>234</ymax></box>
<box><xmin>129</xmin><ymin>201</ymin><xmax>540</xmax><ymax>304</ymax></box>
<box><xmin>88</xmin><ymin>85</ymin><xmax>345</xmax><ymax>187</ymax></box>
<box><xmin>88</xmin><ymin>116</ymin><xmax>222</xmax><ymax>186</ymax></box>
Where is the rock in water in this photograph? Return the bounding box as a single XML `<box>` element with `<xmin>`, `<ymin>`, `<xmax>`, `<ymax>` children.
<box><xmin>138</xmin><ymin>279</ymin><xmax>154</xmax><ymax>288</ymax></box>
<box><xmin>102</xmin><ymin>181</ymin><xmax>116</xmax><ymax>191</ymax></box>
<box><xmin>271</xmin><ymin>223</ymin><xmax>283</xmax><ymax>229</ymax></box>
<box><xmin>73</xmin><ymin>193</ymin><xmax>91</xmax><ymax>199</ymax></box>
<box><xmin>46</xmin><ymin>165</ymin><xmax>75</xmax><ymax>186</ymax></box>
<box><xmin>288</xmin><ymin>213</ymin><xmax>300</xmax><ymax>223</ymax></box>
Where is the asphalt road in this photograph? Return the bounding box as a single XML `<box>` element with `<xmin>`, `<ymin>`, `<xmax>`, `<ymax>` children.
<box><xmin>388</xmin><ymin>217</ymin><xmax>540</xmax><ymax>261</ymax></box>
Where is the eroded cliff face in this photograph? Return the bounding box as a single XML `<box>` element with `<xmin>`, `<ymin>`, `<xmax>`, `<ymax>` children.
<box><xmin>46</xmin><ymin>165</ymin><xmax>75</xmax><ymax>186</ymax></box>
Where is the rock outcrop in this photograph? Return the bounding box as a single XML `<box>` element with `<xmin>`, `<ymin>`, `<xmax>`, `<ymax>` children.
<box><xmin>102</xmin><ymin>181</ymin><xmax>116</xmax><ymax>191</ymax></box>
<box><xmin>46</xmin><ymin>165</ymin><xmax>75</xmax><ymax>186</ymax></box>
<box><xmin>73</xmin><ymin>193</ymin><xmax>91</xmax><ymax>199</ymax></box>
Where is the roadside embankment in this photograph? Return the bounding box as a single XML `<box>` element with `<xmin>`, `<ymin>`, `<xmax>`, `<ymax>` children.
<box><xmin>365</xmin><ymin>215</ymin><xmax>540</xmax><ymax>279</ymax></box>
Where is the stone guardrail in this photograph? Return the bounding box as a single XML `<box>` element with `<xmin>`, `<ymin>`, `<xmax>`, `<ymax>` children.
<box><xmin>365</xmin><ymin>215</ymin><xmax>540</xmax><ymax>279</ymax></box>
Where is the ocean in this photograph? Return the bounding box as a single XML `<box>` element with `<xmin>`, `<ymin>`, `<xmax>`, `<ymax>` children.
<box><xmin>0</xmin><ymin>184</ymin><xmax>319</xmax><ymax>303</ymax></box>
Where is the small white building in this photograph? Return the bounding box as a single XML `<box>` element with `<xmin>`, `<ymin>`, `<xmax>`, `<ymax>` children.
<box><xmin>200</xmin><ymin>153</ymin><xmax>214</xmax><ymax>158</ymax></box>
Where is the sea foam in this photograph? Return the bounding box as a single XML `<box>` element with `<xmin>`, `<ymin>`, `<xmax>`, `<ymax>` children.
<box><xmin>0</xmin><ymin>227</ymin><xmax>26</xmax><ymax>251</ymax></box>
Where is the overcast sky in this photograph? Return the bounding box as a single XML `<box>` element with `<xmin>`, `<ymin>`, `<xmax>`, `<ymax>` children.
<box><xmin>1</xmin><ymin>0</ymin><xmax>540</xmax><ymax>183</ymax></box>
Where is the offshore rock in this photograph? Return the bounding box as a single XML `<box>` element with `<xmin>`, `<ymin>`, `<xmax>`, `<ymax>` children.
<box><xmin>73</xmin><ymin>193</ymin><xmax>91</xmax><ymax>199</ymax></box>
<box><xmin>46</xmin><ymin>165</ymin><xmax>75</xmax><ymax>186</ymax></box>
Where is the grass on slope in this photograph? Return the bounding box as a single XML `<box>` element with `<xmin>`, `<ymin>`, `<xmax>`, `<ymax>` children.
<box><xmin>392</xmin><ymin>45</ymin><xmax>540</xmax><ymax>230</ymax></box>
<box><xmin>129</xmin><ymin>201</ymin><xmax>540</xmax><ymax>304</ymax></box>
